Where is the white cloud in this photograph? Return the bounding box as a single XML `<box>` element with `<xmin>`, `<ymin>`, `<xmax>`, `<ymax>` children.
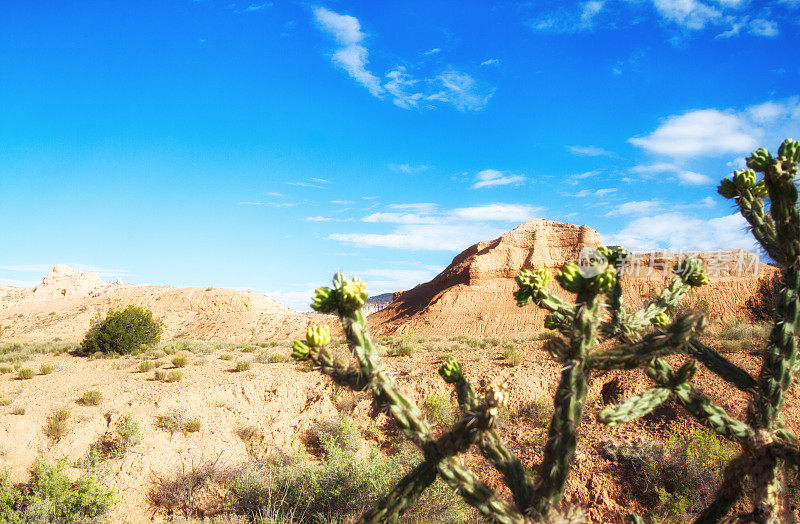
<box><xmin>304</xmin><ymin>216</ymin><xmax>332</xmax><ymax>222</ymax></box>
<box><xmin>245</xmin><ymin>2</ymin><xmax>272</xmax><ymax>12</ymax></box>
<box><xmin>388</xmin><ymin>163</ymin><xmax>430</xmax><ymax>173</ymax></box>
<box><xmin>480</xmin><ymin>58</ymin><xmax>501</xmax><ymax>66</ymax></box>
<box><xmin>313</xmin><ymin>8</ymin><xmax>492</xmax><ymax>111</ymax></box>
<box><xmin>357</xmin><ymin>268</ymin><xmax>440</xmax><ymax>293</ymax></box>
<box><xmin>581</xmin><ymin>1</ymin><xmax>605</xmax><ymax>25</ymax></box>
<box><xmin>332</xmin><ymin>203</ymin><xmax>544</xmax><ymax>251</ymax></box>
<box><xmin>630</xmin><ymin>163</ymin><xmax>714</xmax><ymax>185</ymax></box>
<box><xmin>678</xmin><ymin>170</ymin><xmax>713</xmax><ymax>185</ymax></box>
<box><xmin>605</xmin><ymin>212</ymin><xmax>756</xmax><ymax>252</ymax></box>
<box><xmin>566</xmin><ymin>188</ymin><xmax>618</xmax><ymax>198</ymax></box>
<box><xmin>651</xmin><ymin>0</ymin><xmax>722</xmax><ymax>30</ymax></box>
<box><xmin>566</xmin><ymin>170</ymin><xmax>602</xmax><ymax>185</ymax></box>
<box><xmin>313</xmin><ymin>7</ymin><xmax>384</xmax><ymax>97</ymax></box>
<box><xmin>629</xmin><ymin>109</ymin><xmax>757</xmax><ymax>157</ymax></box>
<box><xmin>423</xmin><ymin>48</ymin><xmax>441</xmax><ymax>55</ymax></box>
<box><xmin>388</xmin><ymin>203</ymin><xmax>439</xmax><ymax>213</ymax></box>
<box><xmin>362</xmin><ymin>212</ymin><xmax>438</xmax><ymax>224</ymax></box>
<box><xmin>452</xmin><ymin>204</ymin><xmax>542</xmax><ymax>222</ymax></box>
<box><xmin>472</xmin><ymin>169</ymin><xmax>526</xmax><ymax>189</ymax></box>
<box><xmin>567</xmin><ymin>145</ymin><xmax>613</xmax><ymax>157</ymax></box>
<box><xmin>426</xmin><ymin>70</ymin><xmax>494</xmax><ymax>112</ymax></box>
<box><xmin>606</xmin><ymin>200</ymin><xmax>662</xmax><ymax>216</ymax></box>
<box><xmin>331</xmin><ymin>200</ymin><xmax>354</xmax><ymax>205</ymax></box>
<box><xmin>749</xmin><ymin>18</ymin><xmax>778</xmax><ymax>37</ymax></box>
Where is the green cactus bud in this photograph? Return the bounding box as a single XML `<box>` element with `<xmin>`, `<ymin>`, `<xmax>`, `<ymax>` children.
<box><xmin>306</xmin><ymin>325</ymin><xmax>331</xmax><ymax>348</ymax></box>
<box><xmin>340</xmin><ymin>278</ymin><xmax>369</xmax><ymax>311</ymax></box>
<box><xmin>674</xmin><ymin>258</ymin><xmax>709</xmax><ymax>287</ymax></box>
<box><xmin>752</xmin><ymin>180</ymin><xmax>768</xmax><ymax>198</ymax></box>
<box><xmin>651</xmin><ymin>312</ymin><xmax>670</xmax><ymax>327</ymax></box>
<box><xmin>438</xmin><ymin>357</ymin><xmax>463</xmax><ymax>383</ymax></box>
<box><xmin>717</xmin><ymin>178</ymin><xmax>737</xmax><ymax>199</ymax></box>
<box><xmin>556</xmin><ymin>263</ymin><xmax>585</xmax><ymax>293</ymax></box>
<box><xmin>732</xmin><ymin>169</ymin><xmax>757</xmax><ymax>190</ymax></box>
<box><xmin>544</xmin><ymin>314</ymin><xmax>560</xmax><ymax>330</ymax></box>
<box><xmin>311</xmin><ymin>286</ymin><xmax>336</xmax><ymax>313</ymax></box>
<box><xmin>746</xmin><ymin>147</ymin><xmax>772</xmax><ymax>172</ymax></box>
<box><xmin>291</xmin><ymin>340</ymin><xmax>310</xmax><ymax>361</ymax></box>
<box><xmin>674</xmin><ymin>361</ymin><xmax>698</xmax><ymax>384</ymax></box>
<box><xmin>586</xmin><ymin>265</ymin><xmax>617</xmax><ymax>294</ymax></box>
<box><xmin>516</xmin><ymin>269</ymin><xmax>551</xmax><ymax>295</ymax></box>
<box><xmin>778</xmin><ymin>138</ymin><xmax>800</xmax><ymax>163</ymax></box>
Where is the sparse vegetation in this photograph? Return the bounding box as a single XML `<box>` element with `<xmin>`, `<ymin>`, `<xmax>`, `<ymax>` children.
<box><xmin>234</xmin><ymin>360</ymin><xmax>252</xmax><ymax>372</ymax></box>
<box><xmin>38</xmin><ymin>362</ymin><xmax>54</xmax><ymax>375</ymax></box>
<box><xmin>0</xmin><ymin>461</ymin><xmax>114</xmax><ymax>522</ymax></box>
<box><xmin>10</xmin><ymin>406</ymin><xmax>25</xmax><ymax>415</ymax></box>
<box><xmin>79</xmin><ymin>390</ymin><xmax>102</xmax><ymax>406</ymax></box>
<box><xmin>156</xmin><ymin>409</ymin><xmax>201</xmax><ymax>434</ymax></box>
<box><xmin>171</xmin><ymin>354</ymin><xmax>189</xmax><ymax>368</ymax></box>
<box><xmin>502</xmin><ymin>347</ymin><xmax>523</xmax><ymax>366</ymax></box>
<box><xmin>396</xmin><ymin>333</ymin><xmax>416</xmax><ymax>356</ymax></box>
<box><xmin>153</xmin><ymin>369</ymin><xmax>165</xmax><ymax>381</ymax></box>
<box><xmin>422</xmin><ymin>393</ymin><xmax>455</xmax><ymax>426</ymax></box>
<box><xmin>17</xmin><ymin>368</ymin><xmax>34</xmax><ymax>380</ymax></box>
<box><xmin>165</xmin><ymin>370</ymin><xmax>184</xmax><ymax>383</ymax></box>
<box><xmin>81</xmin><ymin>305</ymin><xmax>162</xmax><ymax>355</ymax></box>
<box><xmin>0</xmin><ymin>365</ymin><xmax>11</xmax><ymax>373</ymax></box>
<box><xmin>138</xmin><ymin>360</ymin><xmax>155</xmax><ymax>372</ymax></box>
<box><xmin>44</xmin><ymin>408</ymin><xmax>70</xmax><ymax>441</ymax></box>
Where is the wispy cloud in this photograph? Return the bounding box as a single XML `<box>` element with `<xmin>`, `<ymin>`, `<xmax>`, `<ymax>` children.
<box><xmin>472</xmin><ymin>169</ymin><xmax>526</xmax><ymax>189</ymax></box>
<box><xmin>605</xmin><ymin>200</ymin><xmax>662</xmax><ymax>216</ymax></box>
<box><xmin>329</xmin><ymin>202</ymin><xmax>544</xmax><ymax>251</ymax></box>
<box><xmin>245</xmin><ymin>2</ymin><xmax>272</xmax><ymax>12</ymax></box>
<box><xmin>313</xmin><ymin>7</ymin><xmax>493</xmax><ymax>111</ymax></box>
<box><xmin>630</xmin><ymin>163</ymin><xmax>714</xmax><ymax>185</ymax></box>
<box><xmin>422</xmin><ymin>47</ymin><xmax>441</xmax><ymax>55</ymax></box>
<box><xmin>388</xmin><ymin>163</ymin><xmax>430</xmax><ymax>174</ymax></box>
<box><xmin>238</xmin><ymin>201</ymin><xmax>297</xmax><ymax>207</ymax></box>
<box><xmin>565</xmin><ymin>188</ymin><xmax>617</xmax><ymax>198</ymax></box>
<box><xmin>480</xmin><ymin>58</ymin><xmax>500</xmax><ymax>66</ymax></box>
<box><xmin>304</xmin><ymin>216</ymin><xmax>332</xmax><ymax>222</ymax></box>
<box><xmin>331</xmin><ymin>199</ymin><xmax>355</xmax><ymax>205</ymax></box>
<box><xmin>287</xmin><ymin>177</ymin><xmax>330</xmax><ymax>189</ymax></box>
<box><xmin>566</xmin><ymin>145</ymin><xmax>613</xmax><ymax>157</ymax></box>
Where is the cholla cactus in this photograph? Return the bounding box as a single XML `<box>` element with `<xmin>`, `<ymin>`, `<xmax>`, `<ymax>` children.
<box><xmin>292</xmin><ymin>139</ymin><xmax>800</xmax><ymax>523</ymax></box>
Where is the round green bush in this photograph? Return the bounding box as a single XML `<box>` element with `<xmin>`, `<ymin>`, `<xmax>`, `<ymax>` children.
<box><xmin>81</xmin><ymin>305</ymin><xmax>162</xmax><ymax>355</ymax></box>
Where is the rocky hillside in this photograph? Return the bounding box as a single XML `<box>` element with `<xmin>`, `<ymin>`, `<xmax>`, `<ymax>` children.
<box><xmin>370</xmin><ymin>219</ymin><xmax>775</xmax><ymax>336</ymax></box>
<box><xmin>0</xmin><ymin>265</ymin><xmax>334</xmax><ymax>343</ymax></box>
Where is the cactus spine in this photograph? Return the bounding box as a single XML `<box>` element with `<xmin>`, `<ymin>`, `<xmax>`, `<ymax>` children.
<box><xmin>293</xmin><ymin>139</ymin><xmax>800</xmax><ymax>523</ymax></box>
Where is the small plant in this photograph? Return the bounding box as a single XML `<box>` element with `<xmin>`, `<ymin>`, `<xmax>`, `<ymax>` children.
<box><xmin>11</xmin><ymin>406</ymin><xmax>25</xmax><ymax>415</ymax></box>
<box><xmin>241</xmin><ymin>345</ymin><xmax>257</xmax><ymax>353</ymax></box>
<box><xmin>0</xmin><ymin>461</ymin><xmax>114</xmax><ymax>522</ymax></box>
<box><xmin>171</xmin><ymin>355</ymin><xmax>189</xmax><ymax>368</ymax></box>
<box><xmin>184</xmin><ymin>418</ymin><xmax>202</xmax><ymax>433</ymax></box>
<box><xmin>17</xmin><ymin>368</ymin><xmax>34</xmax><ymax>380</ymax></box>
<box><xmin>422</xmin><ymin>394</ymin><xmax>455</xmax><ymax>426</ymax></box>
<box><xmin>156</xmin><ymin>409</ymin><xmax>201</xmax><ymax>434</ymax></box>
<box><xmin>115</xmin><ymin>413</ymin><xmax>142</xmax><ymax>447</ymax></box>
<box><xmin>502</xmin><ymin>347</ymin><xmax>523</xmax><ymax>366</ymax></box>
<box><xmin>79</xmin><ymin>390</ymin><xmax>102</xmax><ymax>406</ymax></box>
<box><xmin>38</xmin><ymin>362</ymin><xmax>55</xmax><ymax>375</ymax></box>
<box><xmin>153</xmin><ymin>369</ymin><xmax>166</xmax><ymax>381</ymax></box>
<box><xmin>0</xmin><ymin>365</ymin><xmax>11</xmax><ymax>373</ymax></box>
<box><xmin>138</xmin><ymin>360</ymin><xmax>155</xmax><ymax>372</ymax></box>
<box><xmin>44</xmin><ymin>408</ymin><xmax>70</xmax><ymax>441</ymax></box>
<box><xmin>0</xmin><ymin>398</ymin><xmax>11</xmax><ymax>407</ymax></box>
<box><xmin>234</xmin><ymin>360</ymin><xmax>252</xmax><ymax>372</ymax></box>
<box><xmin>165</xmin><ymin>370</ymin><xmax>184</xmax><ymax>382</ymax></box>
<box><xmin>219</xmin><ymin>353</ymin><xmax>233</xmax><ymax>360</ymax></box>
<box><xmin>396</xmin><ymin>333</ymin><xmax>416</xmax><ymax>356</ymax></box>
<box><xmin>81</xmin><ymin>305</ymin><xmax>162</xmax><ymax>355</ymax></box>
<box><xmin>256</xmin><ymin>351</ymin><xmax>290</xmax><ymax>363</ymax></box>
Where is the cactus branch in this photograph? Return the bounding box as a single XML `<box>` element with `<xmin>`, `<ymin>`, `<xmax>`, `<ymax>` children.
<box><xmin>598</xmin><ymin>387</ymin><xmax>671</xmax><ymax>426</ymax></box>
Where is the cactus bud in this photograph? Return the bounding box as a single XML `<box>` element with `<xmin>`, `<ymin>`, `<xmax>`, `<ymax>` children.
<box><xmin>752</xmin><ymin>180</ymin><xmax>768</xmax><ymax>198</ymax></box>
<box><xmin>544</xmin><ymin>314</ymin><xmax>560</xmax><ymax>330</ymax></box>
<box><xmin>674</xmin><ymin>361</ymin><xmax>698</xmax><ymax>384</ymax></box>
<box><xmin>586</xmin><ymin>265</ymin><xmax>617</xmax><ymax>294</ymax></box>
<box><xmin>556</xmin><ymin>263</ymin><xmax>585</xmax><ymax>293</ymax></box>
<box><xmin>306</xmin><ymin>325</ymin><xmax>331</xmax><ymax>348</ymax></box>
<box><xmin>515</xmin><ymin>269</ymin><xmax>552</xmax><ymax>307</ymax></box>
<box><xmin>438</xmin><ymin>357</ymin><xmax>463</xmax><ymax>383</ymax></box>
<box><xmin>746</xmin><ymin>147</ymin><xmax>772</xmax><ymax>172</ymax></box>
<box><xmin>732</xmin><ymin>169</ymin><xmax>757</xmax><ymax>190</ymax></box>
<box><xmin>291</xmin><ymin>340</ymin><xmax>310</xmax><ymax>361</ymax></box>
<box><xmin>778</xmin><ymin>138</ymin><xmax>800</xmax><ymax>163</ymax></box>
<box><xmin>717</xmin><ymin>178</ymin><xmax>737</xmax><ymax>199</ymax></box>
<box><xmin>311</xmin><ymin>286</ymin><xmax>336</xmax><ymax>313</ymax></box>
<box><xmin>651</xmin><ymin>312</ymin><xmax>670</xmax><ymax>327</ymax></box>
<box><xmin>485</xmin><ymin>382</ymin><xmax>509</xmax><ymax>409</ymax></box>
<box><xmin>340</xmin><ymin>278</ymin><xmax>369</xmax><ymax>311</ymax></box>
<box><xmin>674</xmin><ymin>258</ymin><xmax>709</xmax><ymax>287</ymax></box>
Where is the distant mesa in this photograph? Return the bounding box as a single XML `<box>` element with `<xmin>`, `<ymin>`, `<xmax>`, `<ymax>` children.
<box><xmin>369</xmin><ymin>219</ymin><xmax>775</xmax><ymax>337</ymax></box>
<box><xmin>362</xmin><ymin>292</ymin><xmax>394</xmax><ymax>315</ymax></box>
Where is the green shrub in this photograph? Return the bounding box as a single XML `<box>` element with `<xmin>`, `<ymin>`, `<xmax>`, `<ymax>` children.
<box><xmin>153</xmin><ymin>369</ymin><xmax>165</xmax><ymax>381</ymax></box>
<box><xmin>397</xmin><ymin>333</ymin><xmax>416</xmax><ymax>356</ymax></box>
<box><xmin>184</xmin><ymin>418</ymin><xmax>202</xmax><ymax>433</ymax></box>
<box><xmin>17</xmin><ymin>368</ymin><xmax>34</xmax><ymax>380</ymax></box>
<box><xmin>165</xmin><ymin>370</ymin><xmax>183</xmax><ymax>383</ymax></box>
<box><xmin>81</xmin><ymin>305</ymin><xmax>162</xmax><ymax>355</ymax></box>
<box><xmin>0</xmin><ymin>461</ymin><xmax>114</xmax><ymax>523</ymax></box>
<box><xmin>114</xmin><ymin>414</ymin><xmax>142</xmax><ymax>448</ymax></box>
<box><xmin>234</xmin><ymin>360</ymin><xmax>252</xmax><ymax>372</ymax></box>
<box><xmin>39</xmin><ymin>363</ymin><xmax>55</xmax><ymax>375</ymax></box>
<box><xmin>156</xmin><ymin>409</ymin><xmax>201</xmax><ymax>434</ymax></box>
<box><xmin>0</xmin><ymin>398</ymin><xmax>10</xmax><ymax>407</ymax></box>
<box><xmin>0</xmin><ymin>365</ymin><xmax>11</xmax><ymax>374</ymax></box>
<box><xmin>137</xmin><ymin>360</ymin><xmax>155</xmax><ymax>373</ymax></box>
<box><xmin>422</xmin><ymin>394</ymin><xmax>455</xmax><ymax>426</ymax></box>
<box><xmin>503</xmin><ymin>347</ymin><xmax>523</xmax><ymax>366</ymax></box>
<box><xmin>44</xmin><ymin>408</ymin><xmax>70</xmax><ymax>441</ymax></box>
<box><xmin>79</xmin><ymin>390</ymin><xmax>102</xmax><ymax>406</ymax></box>
<box><xmin>171</xmin><ymin>355</ymin><xmax>188</xmax><ymax>368</ymax></box>
<box><xmin>219</xmin><ymin>354</ymin><xmax>233</xmax><ymax>361</ymax></box>
<box><xmin>11</xmin><ymin>406</ymin><xmax>25</xmax><ymax>416</ymax></box>
<box><xmin>256</xmin><ymin>351</ymin><xmax>290</xmax><ymax>363</ymax></box>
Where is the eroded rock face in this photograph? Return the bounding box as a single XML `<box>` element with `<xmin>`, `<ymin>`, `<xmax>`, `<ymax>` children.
<box><xmin>0</xmin><ymin>266</ymin><xmax>334</xmax><ymax>343</ymax></box>
<box><xmin>370</xmin><ymin>220</ymin><xmax>775</xmax><ymax>337</ymax></box>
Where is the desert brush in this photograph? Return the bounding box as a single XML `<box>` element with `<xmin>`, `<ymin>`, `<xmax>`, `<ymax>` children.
<box><xmin>292</xmin><ymin>139</ymin><xmax>800</xmax><ymax>523</ymax></box>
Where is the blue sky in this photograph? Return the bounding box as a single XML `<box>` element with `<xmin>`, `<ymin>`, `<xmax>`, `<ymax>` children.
<box><xmin>1</xmin><ymin>1</ymin><xmax>799</xmax><ymax>310</ymax></box>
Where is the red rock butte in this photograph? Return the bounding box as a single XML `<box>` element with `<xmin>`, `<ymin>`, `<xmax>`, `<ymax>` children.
<box><xmin>369</xmin><ymin>219</ymin><xmax>775</xmax><ymax>337</ymax></box>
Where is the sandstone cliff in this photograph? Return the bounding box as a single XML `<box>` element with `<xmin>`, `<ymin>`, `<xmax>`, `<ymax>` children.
<box><xmin>370</xmin><ymin>219</ymin><xmax>775</xmax><ymax>336</ymax></box>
